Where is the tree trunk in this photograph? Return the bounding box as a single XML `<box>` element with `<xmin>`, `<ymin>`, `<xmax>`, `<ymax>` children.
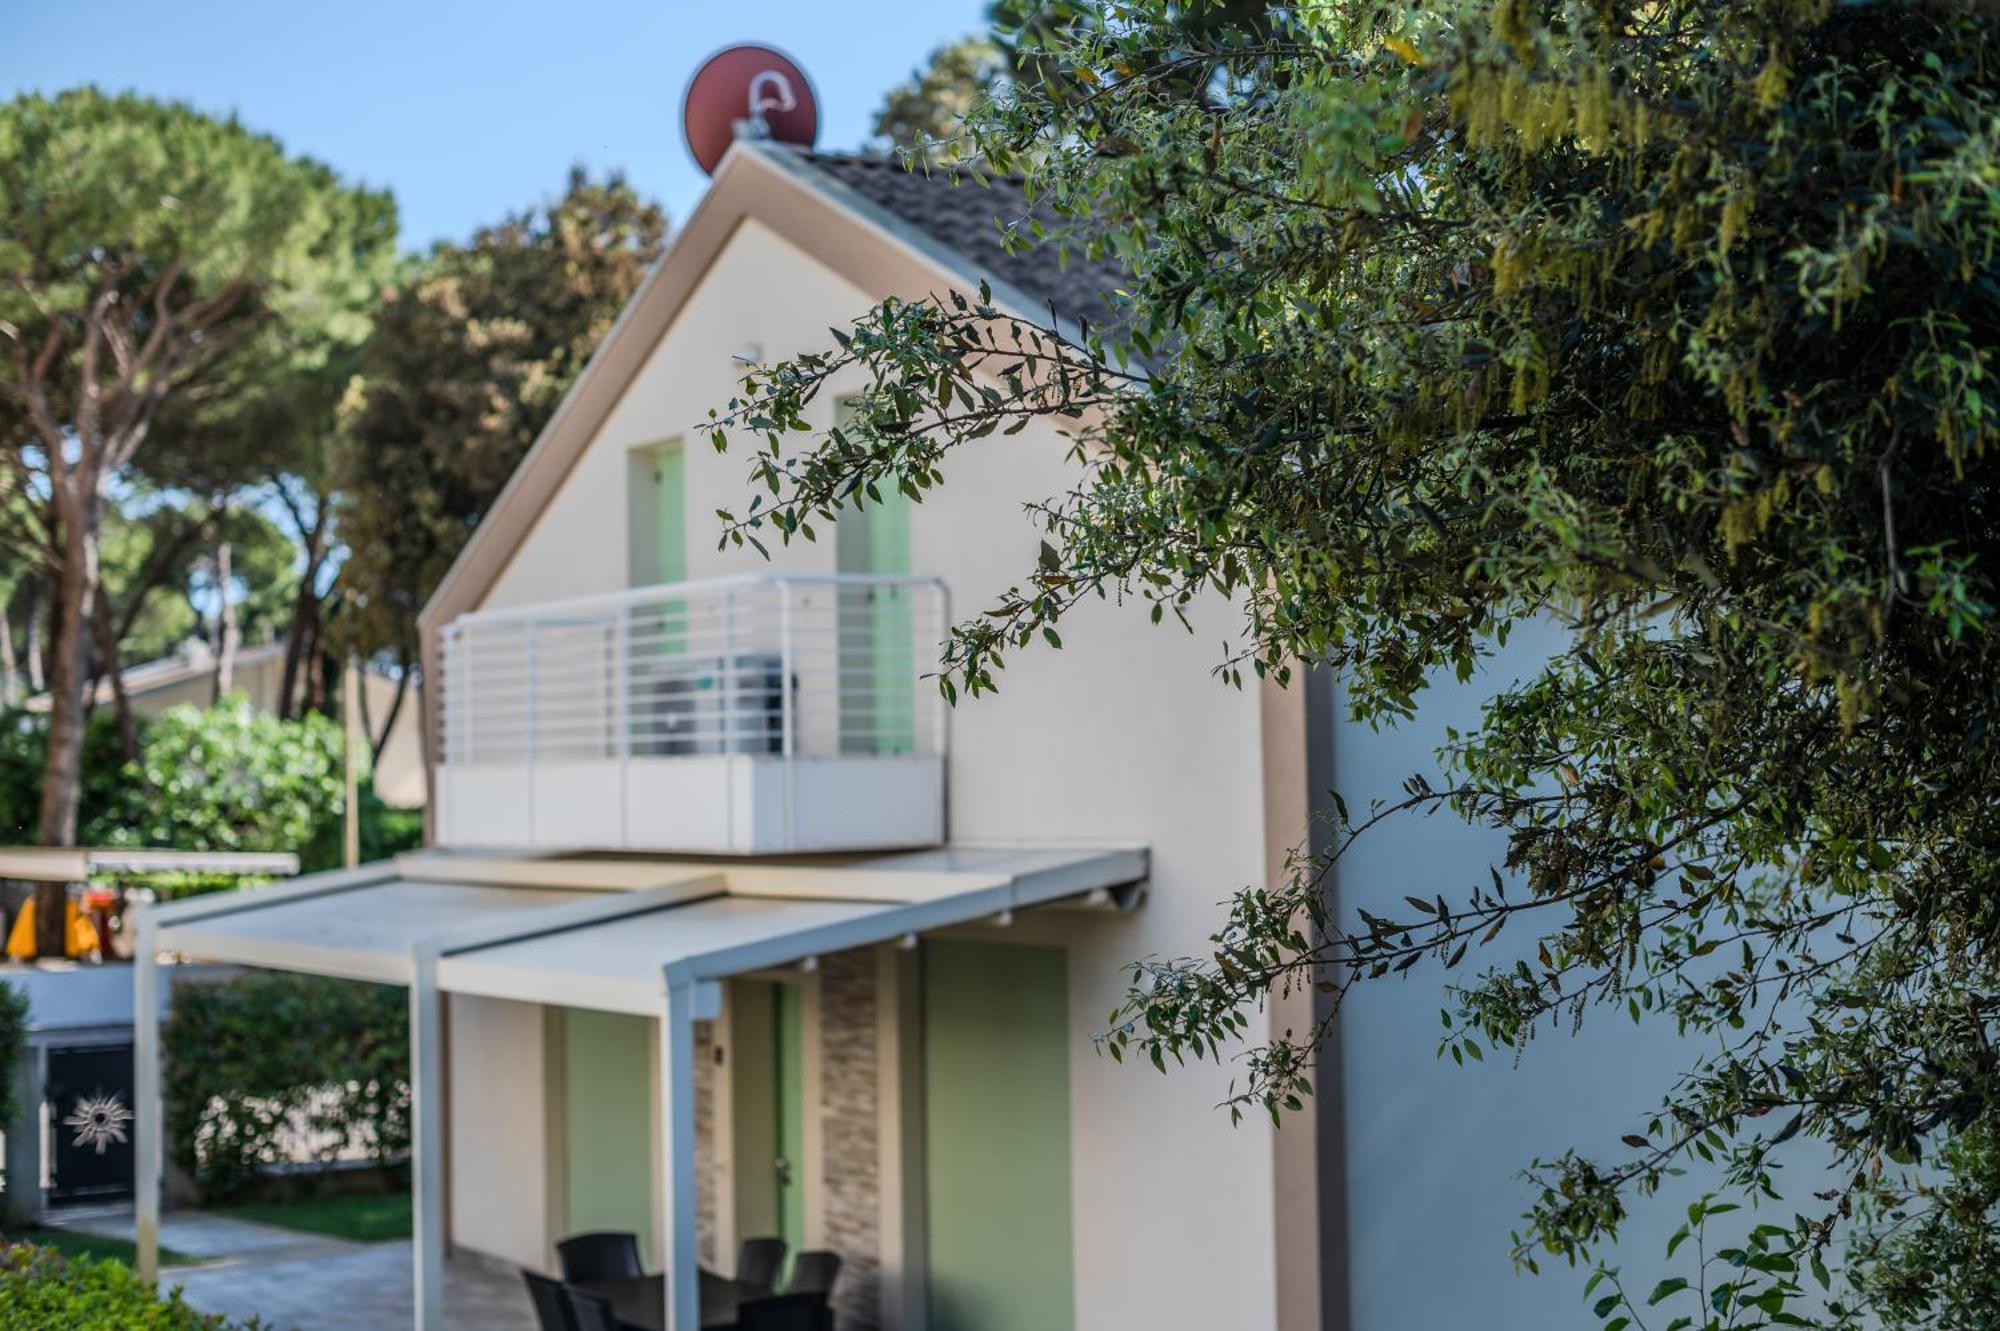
<box><xmin>301</xmin><ymin>592</ymin><xmax>328</xmax><ymax>714</ymax></box>
<box><xmin>212</xmin><ymin>539</ymin><xmax>238</xmax><ymax>701</ymax></box>
<box><xmin>38</xmin><ymin>525</ymin><xmax>96</xmax><ymax>846</ymax></box>
<box><xmin>36</xmin><ymin>513</ymin><xmax>99</xmax><ymax>956</ymax></box>
<box><xmin>91</xmin><ymin>587</ymin><xmax>140</xmax><ymax>763</ymax></box>
<box><xmin>1</xmin><ymin>601</ymin><xmax>16</xmax><ymax>707</ymax></box>
<box><xmin>277</xmin><ymin>505</ymin><xmax>327</xmax><ymax>720</ymax></box>
<box><xmin>23</xmin><ymin>576</ymin><xmax>44</xmax><ymax>694</ymax></box>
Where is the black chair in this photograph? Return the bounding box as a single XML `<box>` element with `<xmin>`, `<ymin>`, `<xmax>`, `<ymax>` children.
<box><xmin>563</xmin><ymin>1288</ymin><xmax>622</xmax><ymax>1331</ymax></box>
<box><xmin>737</xmin><ymin>1292</ymin><xmax>828</xmax><ymax>1331</ymax></box>
<box><xmin>522</xmin><ymin>1270</ymin><xmax>577</xmax><ymax>1331</ymax></box>
<box><xmin>556</xmin><ymin>1231</ymin><xmax>645</xmax><ymax>1284</ymax></box>
<box><xmin>736</xmin><ymin>1235</ymin><xmax>789</xmax><ymax>1295</ymax></box>
<box><xmin>786</xmin><ymin>1250</ymin><xmax>841</xmax><ymax>1297</ymax></box>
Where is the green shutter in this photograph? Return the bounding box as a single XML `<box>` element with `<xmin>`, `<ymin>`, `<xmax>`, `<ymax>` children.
<box><xmin>561</xmin><ymin>1008</ymin><xmax>656</xmax><ymax>1256</ymax></box>
<box><xmin>923</xmin><ymin>941</ymin><xmax>1075</xmax><ymax>1331</ymax></box>
<box><xmin>835</xmin><ymin>456</ymin><xmax>915</xmax><ymax>755</ymax></box>
<box><xmin>653</xmin><ymin>443</ymin><xmax>686</xmax><ymax>585</ymax></box>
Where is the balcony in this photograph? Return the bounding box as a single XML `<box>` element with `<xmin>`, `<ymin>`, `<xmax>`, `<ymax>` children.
<box><xmin>433</xmin><ymin>573</ymin><xmax>949</xmax><ymax>854</ymax></box>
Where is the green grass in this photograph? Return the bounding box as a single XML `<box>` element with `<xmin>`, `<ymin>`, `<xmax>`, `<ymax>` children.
<box><xmin>0</xmin><ymin>1226</ymin><xmax>203</xmax><ymax>1267</ymax></box>
<box><xmin>209</xmin><ymin>1190</ymin><xmax>411</xmax><ymax>1244</ymax></box>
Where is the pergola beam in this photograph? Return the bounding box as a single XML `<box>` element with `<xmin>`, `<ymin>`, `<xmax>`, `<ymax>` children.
<box><xmin>410</xmin><ymin>952</ymin><xmax>446</xmax><ymax>1331</ymax></box>
<box><xmin>661</xmin><ymin>975</ymin><xmax>702</xmax><ymax>1331</ymax></box>
<box><xmin>133</xmin><ymin>913</ymin><xmax>161</xmax><ymax>1286</ymax></box>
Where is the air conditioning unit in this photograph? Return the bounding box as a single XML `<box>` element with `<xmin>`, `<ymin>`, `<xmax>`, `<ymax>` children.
<box><xmin>641</xmin><ymin>652</ymin><xmax>785</xmax><ymax>757</ymax></box>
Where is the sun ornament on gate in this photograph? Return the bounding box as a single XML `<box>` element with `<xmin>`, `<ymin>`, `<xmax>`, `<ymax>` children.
<box><xmin>63</xmin><ymin>1088</ymin><xmax>134</xmax><ymax>1155</ymax></box>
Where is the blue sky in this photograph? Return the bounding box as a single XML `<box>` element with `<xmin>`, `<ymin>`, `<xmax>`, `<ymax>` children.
<box><xmin>1</xmin><ymin>0</ymin><xmax>990</xmax><ymax>248</ymax></box>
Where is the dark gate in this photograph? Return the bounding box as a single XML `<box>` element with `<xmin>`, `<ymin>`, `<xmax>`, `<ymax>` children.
<box><xmin>45</xmin><ymin>1043</ymin><xmax>135</xmax><ymax>1205</ymax></box>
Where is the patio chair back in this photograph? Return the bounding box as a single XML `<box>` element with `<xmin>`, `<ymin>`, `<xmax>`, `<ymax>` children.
<box><xmin>564</xmin><ymin>1288</ymin><xmax>623</xmax><ymax>1331</ymax></box>
<box><xmin>737</xmin><ymin>1292</ymin><xmax>829</xmax><ymax>1331</ymax></box>
<box><xmin>556</xmin><ymin>1231</ymin><xmax>645</xmax><ymax>1284</ymax></box>
<box><xmin>736</xmin><ymin>1235</ymin><xmax>789</xmax><ymax>1294</ymax></box>
<box><xmin>521</xmin><ymin>1271</ymin><xmax>578</xmax><ymax>1331</ymax></box>
<box><xmin>786</xmin><ymin>1250</ymin><xmax>842</xmax><ymax>1296</ymax></box>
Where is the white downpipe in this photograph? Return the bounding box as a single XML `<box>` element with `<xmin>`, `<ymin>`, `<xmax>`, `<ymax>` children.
<box><xmin>722</xmin><ymin>585</ymin><xmax>737</xmax><ymax>840</ymax></box>
<box><xmin>779</xmin><ymin>582</ymin><xmax>797</xmax><ymax>851</ymax></box>
<box><xmin>661</xmin><ymin>975</ymin><xmax>701</xmax><ymax>1331</ymax></box>
<box><xmin>410</xmin><ymin>949</ymin><xmax>446</xmax><ymax>1331</ymax></box>
<box><xmin>133</xmin><ymin>912</ymin><xmax>162</xmax><ymax>1285</ymax></box>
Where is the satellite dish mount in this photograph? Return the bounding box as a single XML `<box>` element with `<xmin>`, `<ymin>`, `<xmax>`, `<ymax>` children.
<box><xmin>683</xmin><ymin>44</ymin><xmax>821</xmax><ymax>175</ymax></box>
<box><xmin>740</xmin><ymin>70</ymin><xmax>798</xmax><ymax>138</ymax></box>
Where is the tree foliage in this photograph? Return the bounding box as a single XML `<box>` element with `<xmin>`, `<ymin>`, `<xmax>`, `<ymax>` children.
<box><xmin>335</xmin><ymin>168</ymin><xmax>667</xmax><ymax>662</ymax></box>
<box><xmin>99</xmin><ymin>696</ymin><xmax>343</xmax><ymax>858</ymax></box>
<box><xmin>715</xmin><ymin>1</ymin><xmax>2000</xmax><ymax>1324</ymax></box>
<box><xmin>0</xmin><ymin>88</ymin><xmax>393</xmax><ymax>845</ymax></box>
<box><xmin>0</xmin><ymin>979</ymin><xmax>27</xmax><ymax>1145</ymax></box>
<box><xmin>872</xmin><ymin>35</ymin><xmax>1007</xmax><ymax>162</ymax></box>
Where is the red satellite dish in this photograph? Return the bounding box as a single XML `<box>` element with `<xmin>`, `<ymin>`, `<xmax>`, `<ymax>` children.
<box><xmin>683</xmin><ymin>44</ymin><xmax>820</xmax><ymax>176</ymax></box>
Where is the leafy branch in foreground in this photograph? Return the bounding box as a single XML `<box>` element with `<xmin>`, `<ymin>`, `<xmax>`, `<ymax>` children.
<box><xmin>709</xmin><ymin>1</ymin><xmax>2000</xmax><ymax>1325</ymax></box>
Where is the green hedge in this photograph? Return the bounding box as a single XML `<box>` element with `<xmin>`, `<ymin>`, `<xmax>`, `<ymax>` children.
<box><xmin>163</xmin><ymin>971</ymin><xmax>409</xmax><ymax>1201</ymax></box>
<box><xmin>0</xmin><ymin>1243</ymin><xmax>260</xmax><ymax>1329</ymax></box>
<box><xmin>0</xmin><ymin>980</ymin><xmax>25</xmax><ymax>1193</ymax></box>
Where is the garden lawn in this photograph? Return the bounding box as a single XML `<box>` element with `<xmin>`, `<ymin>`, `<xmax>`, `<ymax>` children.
<box><xmin>0</xmin><ymin>1226</ymin><xmax>202</xmax><ymax>1267</ymax></box>
<box><xmin>210</xmin><ymin>1190</ymin><xmax>412</xmax><ymax>1243</ymax></box>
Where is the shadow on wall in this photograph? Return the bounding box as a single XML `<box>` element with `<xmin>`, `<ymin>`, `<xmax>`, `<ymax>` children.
<box><xmin>1327</xmin><ymin>618</ymin><xmax>1848</xmax><ymax>1331</ymax></box>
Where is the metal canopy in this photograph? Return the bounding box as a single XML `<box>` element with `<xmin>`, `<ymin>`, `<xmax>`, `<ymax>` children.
<box><xmin>148</xmin><ymin>844</ymin><xmax>1147</xmax><ymax>1004</ymax></box>
<box><xmin>133</xmin><ymin>843</ymin><xmax>1146</xmax><ymax>1331</ymax></box>
<box><xmin>436</xmin><ymin>895</ymin><xmax>882</xmax><ymax>1015</ymax></box>
<box><xmin>0</xmin><ymin>846</ymin><xmax>299</xmax><ymax>884</ymax></box>
<box><xmin>157</xmin><ymin>878</ymin><xmax>592</xmax><ymax>984</ymax></box>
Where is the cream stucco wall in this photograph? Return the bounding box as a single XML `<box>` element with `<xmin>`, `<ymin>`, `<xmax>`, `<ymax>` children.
<box><xmin>473</xmin><ymin>215</ymin><xmax>1282</xmax><ymax>1330</ymax></box>
<box><xmin>447</xmin><ymin>994</ymin><xmax>553</xmax><ymax>1272</ymax></box>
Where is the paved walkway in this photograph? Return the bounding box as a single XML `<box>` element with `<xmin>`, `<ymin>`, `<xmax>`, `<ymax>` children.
<box><xmin>45</xmin><ymin>1206</ymin><xmax>537</xmax><ymax>1331</ymax></box>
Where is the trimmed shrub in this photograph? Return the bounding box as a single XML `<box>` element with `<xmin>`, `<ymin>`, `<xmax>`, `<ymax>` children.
<box><xmin>0</xmin><ymin>1243</ymin><xmax>260</xmax><ymax>1329</ymax></box>
<box><xmin>97</xmin><ymin>697</ymin><xmax>343</xmax><ymax>862</ymax></box>
<box><xmin>163</xmin><ymin>971</ymin><xmax>408</xmax><ymax>1201</ymax></box>
<box><xmin>0</xmin><ymin>979</ymin><xmax>25</xmax><ymax>1193</ymax></box>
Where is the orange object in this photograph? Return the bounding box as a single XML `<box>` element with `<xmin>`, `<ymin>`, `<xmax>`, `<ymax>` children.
<box><xmin>66</xmin><ymin>900</ymin><xmax>100</xmax><ymax>958</ymax></box>
<box><xmin>4</xmin><ymin>898</ymin><xmax>34</xmax><ymax>959</ymax></box>
<box><xmin>3</xmin><ymin>894</ymin><xmax>106</xmax><ymax>959</ymax></box>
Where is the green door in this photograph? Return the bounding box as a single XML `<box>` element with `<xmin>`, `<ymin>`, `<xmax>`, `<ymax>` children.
<box><xmin>773</xmin><ymin>983</ymin><xmax>807</xmax><ymax>1259</ymax></box>
<box><xmin>731</xmin><ymin>981</ymin><xmax>808</xmax><ymax>1263</ymax></box>
<box><xmin>923</xmin><ymin>941</ymin><xmax>1074</xmax><ymax>1331</ymax></box>
<box><xmin>561</xmin><ymin>1008</ymin><xmax>656</xmax><ymax>1257</ymax></box>
<box><xmin>835</xmin><ymin>482</ymin><xmax>914</xmax><ymax>755</ymax></box>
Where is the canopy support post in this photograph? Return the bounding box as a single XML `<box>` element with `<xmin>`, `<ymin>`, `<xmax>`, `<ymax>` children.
<box><xmin>133</xmin><ymin>912</ymin><xmax>162</xmax><ymax>1285</ymax></box>
<box><xmin>661</xmin><ymin>970</ymin><xmax>701</xmax><ymax>1331</ymax></box>
<box><xmin>411</xmin><ymin>949</ymin><xmax>446</xmax><ymax>1331</ymax></box>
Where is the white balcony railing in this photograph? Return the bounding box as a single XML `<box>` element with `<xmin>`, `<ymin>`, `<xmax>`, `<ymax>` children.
<box><xmin>434</xmin><ymin>573</ymin><xmax>950</xmax><ymax>854</ymax></box>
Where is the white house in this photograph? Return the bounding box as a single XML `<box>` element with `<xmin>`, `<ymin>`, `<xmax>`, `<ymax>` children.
<box><xmin>132</xmin><ymin>133</ymin><xmax>1717</xmax><ymax>1331</ymax></box>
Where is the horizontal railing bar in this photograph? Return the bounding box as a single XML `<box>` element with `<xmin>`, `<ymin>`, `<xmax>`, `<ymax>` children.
<box><xmin>445</xmin><ymin>572</ymin><xmax>948</xmax><ymax>630</ymax></box>
<box><xmin>442</xmin><ymin>572</ymin><xmax>950</xmax><ymax>776</ymax></box>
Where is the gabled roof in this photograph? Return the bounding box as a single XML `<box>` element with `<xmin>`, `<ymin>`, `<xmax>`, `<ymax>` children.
<box><xmin>783</xmin><ymin>149</ymin><xmax>1129</xmax><ymax>334</ymax></box>
<box><xmin>417</xmin><ymin>138</ymin><xmax>1127</xmax><ymax>699</ymax></box>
